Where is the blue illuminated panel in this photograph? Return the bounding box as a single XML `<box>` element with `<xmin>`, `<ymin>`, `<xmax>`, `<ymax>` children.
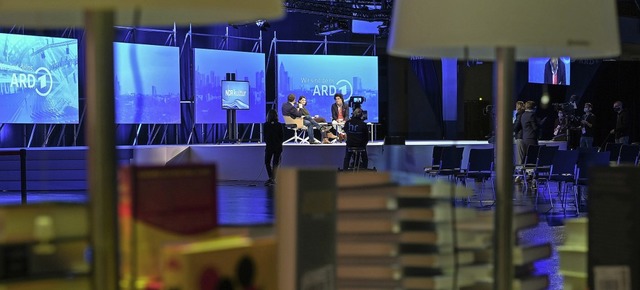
<box><xmin>277</xmin><ymin>54</ymin><xmax>379</xmax><ymax>123</ymax></box>
<box><xmin>114</xmin><ymin>42</ymin><xmax>181</xmax><ymax>124</ymax></box>
<box><xmin>0</xmin><ymin>33</ymin><xmax>79</xmax><ymax>124</ymax></box>
<box><xmin>194</xmin><ymin>49</ymin><xmax>266</xmax><ymax>123</ymax></box>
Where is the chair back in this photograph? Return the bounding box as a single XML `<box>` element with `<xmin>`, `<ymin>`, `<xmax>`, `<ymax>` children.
<box><xmin>467</xmin><ymin>148</ymin><xmax>494</xmax><ymax>173</ymax></box>
<box><xmin>283</xmin><ymin>116</ymin><xmax>303</xmax><ymax>130</ymax></box>
<box><xmin>431</xmin><ymin>145</ymin><xmax>447</xmax><ymax>169</ymax></box>
<box><xmin>440</xmin><ymin>147</ymin><xmax>464</xmax><ymax>171</ymax></box>
<box><xmin>537</xmin><ymin>145</ymin><xmax>559</xmax><ymax>168</ymax></box>
<box><xmin>618</xmin><ymin>144</ymin><xmax>640</xmax><ymax>165</ymax></box>
<box><xmin>576</xmin><ymin>151</ymin><xmax>610</xmax><ymax>181</ymax></box>
<box><xmin>550</xmin><ymin>149</ymin><xmax>579</xmax><ymax>176</ymax></box>
<box><xmin>604</xmin><ymin>142</ymin><xmax>623</xmax><ymax>162</ymax></box>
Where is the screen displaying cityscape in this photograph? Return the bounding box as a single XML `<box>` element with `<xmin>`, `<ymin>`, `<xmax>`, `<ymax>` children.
<box><xmin>277</xmin><ymin>54</ymin><xmax>379</xmax><ymax>123</ymax></box>
<box><xmin>194</xmin><ymin>49</ymin><xmax>266</xmax><ymax>124</ymax></box>
<box><xmin>0</xmin><ymin>33</ymin><xmax>79</xmax><ymax>124</ymax></box>
<box><xmin>114</xmin><ymin>42</ymin><xmax>181</xmax><ymax>124</ymax></box>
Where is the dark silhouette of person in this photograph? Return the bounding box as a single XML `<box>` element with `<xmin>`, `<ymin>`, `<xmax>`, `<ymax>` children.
<box><xmin>544</xmin><ymin>57</ymin><xmax>566</xmax><ymax>85</ymax></box>
<box><xmin>610</xmin><ymin>101</ymin><xmax>630</xmax><ymax>144</ymax></box>
<box><xmin>342</xmin><ymin>108</ymin><xmax>369</xmax><ymax>170</ymax></box>
<box><xmin>263</xmin><ymin>109</ymin><xmax>283</xmax><ymax>186</ymax></box>
<box><xmin>514</xmin><ymin>101</ymin><xmax>540</xmax><ymax>154</ymax></box>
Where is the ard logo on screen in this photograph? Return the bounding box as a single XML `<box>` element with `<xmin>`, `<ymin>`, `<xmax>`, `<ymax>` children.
<box><xmin>312</xmin><ymin>79</ymin><xmax>353</xmax><ymax>99</ymax></box>
<box><xmin>9</xmin><ymin>67</ymin><xmax>54</xmax><ymax>97</ymax></box>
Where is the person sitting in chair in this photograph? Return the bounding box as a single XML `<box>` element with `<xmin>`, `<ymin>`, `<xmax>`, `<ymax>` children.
<box><xmin>331</xmin><ymin>93</ymin><xmax>349</xmax><ymax>140</ymax></box>
<box><xmin>298</xmin><ymin>95</ymin><xmax>332</xmax><ymax>143</ymax></box>
<box><xmin>281</xmin><ymin>93</ymin><xmax>321</xmax><ymax>144</ymax></box>
<box><xmin>342</xmin><ymin>108</ymin><xmax>369</xmax><ymax>170</ymax></box>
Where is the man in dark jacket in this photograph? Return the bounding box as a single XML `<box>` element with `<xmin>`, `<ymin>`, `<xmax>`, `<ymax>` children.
<box><xmin>281</xmin><ymin>93</ymin><xmax>321</xmax><ymax>144</ymax></box>
<box><xmin>610</xmin><ymin>101</ymin><xmax>630</xmax><ymax>144</ymax></box>
<box><xmin>514</xmin><ymin>101</ymin><xmax>539</xmax><ymax>156</ymax></box>
<box><xmin>343</xmin><ymin>108</ymin><xmax>369</xmax><ymax>170</ymax></box>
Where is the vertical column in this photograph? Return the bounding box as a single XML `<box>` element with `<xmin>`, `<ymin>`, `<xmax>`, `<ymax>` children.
<box><xmin>494</xmin><ymin>47</ymin><xmax>515</xmax><ymax>290</ymax></box>
<box><xmin>85</xmin><ymin>9</ymin><xmax>119</xmax><ymax>290</ymax></box>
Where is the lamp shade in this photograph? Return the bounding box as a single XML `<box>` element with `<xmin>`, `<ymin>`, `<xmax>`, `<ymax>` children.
<box><xmin>0</xmin><ymin>0</ymin><xmax>284</xmax><ymax>27</ymax></box>
<box><xmin>388</xmin><ymin>0</ymin><xmax>620</xmax><ymax>60</ymax></box>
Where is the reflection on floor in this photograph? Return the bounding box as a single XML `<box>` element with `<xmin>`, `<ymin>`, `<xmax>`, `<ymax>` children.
<box><xmin>0</xmin><ymin>179</ymin><xmax>586</xmax><ymax>290</ymax></box>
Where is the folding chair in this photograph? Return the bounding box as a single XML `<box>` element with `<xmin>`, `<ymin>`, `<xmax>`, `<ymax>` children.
<box><xmin>618</xmin><ymin>144</ymin><xmax>640</xmax><ymax>166</ymax></box>
<box><xmin>456</xmin><ymin>148</ymin><xmax>494</xmax><ymax>207</ymax></box>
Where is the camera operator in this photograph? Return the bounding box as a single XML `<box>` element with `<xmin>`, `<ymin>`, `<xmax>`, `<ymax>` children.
<box><xmin>552</xmin><ymin>101</ymin><xmax>581</xmax><ymax>149</ymax></box>
<box><xmin>580</xmin><ymin>103</ymin><xmax>596</xmax><ymax>148</ymax></box>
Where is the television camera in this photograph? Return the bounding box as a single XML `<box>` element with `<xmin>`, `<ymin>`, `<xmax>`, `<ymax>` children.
<box><xmin>348</xmin><ymin>96</ymin><xmax>367</xmax><ymax>120</ymax></box>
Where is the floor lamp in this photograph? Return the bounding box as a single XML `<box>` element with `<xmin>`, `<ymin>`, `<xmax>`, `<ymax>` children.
<box><xmin>0</xmin><ymin>2</ymin><xmax>283</xmax><ymax>289</ymax></box>
<box><xmin>387</xmin><ymin>0</ymin><xmax>619</xmax><ymax>289</ymax></box>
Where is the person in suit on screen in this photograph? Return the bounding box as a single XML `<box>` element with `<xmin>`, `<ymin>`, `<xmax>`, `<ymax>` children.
<box><xmin>263</xmin><ymin>109</ymin><xmax>283</xmax><ymax>186</ymax></box>
<box><xmin>543</xmin><ymin>57</ymin><xmax>566</xmax><ymax>85</ymax></box>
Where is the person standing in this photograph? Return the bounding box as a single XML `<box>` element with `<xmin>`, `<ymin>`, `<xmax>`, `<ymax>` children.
<box><xmin>513</xmin><ymin>101</ymin><xmax>526</xmax><ymax>164</ymax></box>
<box><xmin>610</xmin><ymin>101</ymin><xmax>630</xmax><ymax>144</ymax></box>
<box><xmin>515</xmin><ymin>101</ymin><xmax>540</xmax><ymax>155</ymax></box>
<box><xmin>343</xmin><ymin>108</ymin><xmax>369</xmax><ymax>170</ymax></box>
<box><xmin>263</xmin><ymin>109</ymin><xmax>284</xmax><ymax>186</ymax></box>
<box><xmin>580</xmin><ymin>103</ymin><xmax>596</xmax><ymax>148</ymax></box>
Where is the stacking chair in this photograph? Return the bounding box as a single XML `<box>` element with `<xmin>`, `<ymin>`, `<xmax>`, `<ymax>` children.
<box><xmin>426</xmin><ymin>146</ymin><xmax>464</xmax><ymax>181</ymax></box>
<box><xmin>572</xmin><ymin>151</ymin><xmax>611</xmax><ymax>213</ymax></box>
<box><xmin>538</xmin><ymin>150</ymin><xmax>579</xmax><ymax>214</ymax></box>
<box><xmin>533</xmin><ymin>146</ymin><xmax>559</xmax><ymax>180</ymax></box>
<box><xmin>424</xmin><ymin>145</ymin><xmax>447</xmax><ymax>175</ymax></box>
<box><xmin>617</xmin><ymin>144</ymin><xmax>640</xmax><ymax>166</ymax></box>
<box><xmin>283</xmin><ymin>116</ymin><xmax>306</xmax><ymax>143</ymax></box>
<box><xmin>603</xmin><ymin>142</ymin><xmax>623</xmax><ymax>164</ymax></box>
<box><xmin>514</xmin><ymin>144</ymin><xmax>541</xmax><ymax>190</ymax></box>
<box><xmin>456</xmin><ymin>148</ymin><xmax>494</xmax><ymax>207</ymax></box>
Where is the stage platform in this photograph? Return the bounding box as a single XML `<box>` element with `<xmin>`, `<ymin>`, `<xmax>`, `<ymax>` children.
<box><xmin>0</xmin><ymin>140</ymin><xmax>566</xmax><ymax>189</ymax></box>
<box><xmin>132</xmin><ymin>140</ymin><xmax>566</xmax><ymax>181</ymax></box>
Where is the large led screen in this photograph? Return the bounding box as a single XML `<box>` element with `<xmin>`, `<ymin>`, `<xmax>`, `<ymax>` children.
<box><xmin>0</xmin><ymin>33</ymin><xmax>79</xmax><ymax>124</ymax></box>
<box><xmin>194</xmin><ymin>49</ymin><xmax>266</xmax><ymax>124</ymax></box>
<box><xmin>114</xmin><ymin>42</ymin><xmax>181</xmax><ymax>124</ymax></box>
<box><xmin>277</xmin><ymin>54</ymin><xmax>379</xmax><ymax>123</ymax></box>
<box><xmin>528</xmin><ymin>57</ymin><xmax>571</xmax><ymax>86</ymax></box>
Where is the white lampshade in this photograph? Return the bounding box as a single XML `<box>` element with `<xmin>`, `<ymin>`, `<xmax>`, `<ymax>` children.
<box><xmin>388</xmin><ymin>0</ymin><xmax>620</xmax><ymax>60</ymax></box>
<box><xmin>0</xmin><ymin>0</ymin><xmax>284</xmax><ymax>27</ymax></box>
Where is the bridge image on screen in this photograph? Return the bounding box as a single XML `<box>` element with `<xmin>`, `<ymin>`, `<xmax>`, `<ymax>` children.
<box><xmin>114</xmin><ymin>42</ymin><xmax>181</xmax><ymax>124</ymax></box>
<box><xmin>0</xmin><ymin>33</ymin><xmax>79</xmax><ymax>124</ymax></box>
<box><xmin>276</xmin><ymin>54</ymin><xmax>379</xmax><ymax>123</ymax></box>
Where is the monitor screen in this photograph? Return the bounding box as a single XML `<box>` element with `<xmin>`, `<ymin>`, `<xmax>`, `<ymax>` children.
<box><xmin>277</xmin><ymin>54</ymin><xmax>379</xmax><ymax>123</ymax></box>
<box><xmin>221</xmin><ymin>80</ymin><xmax>250</xmax><ymax>110</ymax></box>
<box><xmin>0</xmin><ymin>33</ymin><xmax>79</xmax><ymax>124</ymax></box>
<box><xmin>528</xmin><ymin>57</ymin><xmax>571</xmax><ymax>86</ymax></box>
<box><xmin>113</xmin><ymin>42</ymin><xmax>181</xmax><ymax>124</ymax></box>
<box><xmin>194</xmin><ymin>49</ymin><xmax>266</xmax><ymax>124</ymax></box>
<box><xmin>352</xmin><ymin>20</ymin><xmax>383</xmax><ymax>35</ymax></box>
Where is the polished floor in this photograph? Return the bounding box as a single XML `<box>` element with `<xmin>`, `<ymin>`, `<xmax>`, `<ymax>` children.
<box><xmin>0</xmin><ymin>178</ymin><xmax>582</xmax><ymax>290</ymax></box>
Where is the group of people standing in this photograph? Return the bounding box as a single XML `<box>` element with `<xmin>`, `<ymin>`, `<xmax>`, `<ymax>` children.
<box><xmin>514</xmin><ymin>98</ymin><xmax>631</xmax><ymax>165</ymax></box>
<box><xmin>262</xmin><ymin>92</ymin><xmax>370</xmax><ymax>186</ymax></box>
